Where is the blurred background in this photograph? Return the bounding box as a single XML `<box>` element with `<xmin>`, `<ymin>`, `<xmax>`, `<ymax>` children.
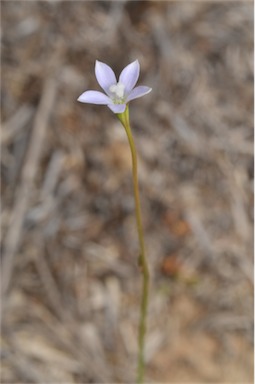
<box><xmin>1</xmin><ymin>1</ymin><xmax>253</xmax><ymax>383</ymax></box>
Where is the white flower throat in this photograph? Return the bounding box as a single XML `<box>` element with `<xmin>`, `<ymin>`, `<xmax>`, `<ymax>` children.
<box><xmin>109</xmin><ymin>82</ymin><xmax>125</xmax><ymax>103</ymax></box>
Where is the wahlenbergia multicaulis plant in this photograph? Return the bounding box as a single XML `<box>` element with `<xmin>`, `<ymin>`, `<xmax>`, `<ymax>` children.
<box><xmin>78</xmin><ymin>59</ymin><xmax>152</xmax><ymax>383</ymax></box>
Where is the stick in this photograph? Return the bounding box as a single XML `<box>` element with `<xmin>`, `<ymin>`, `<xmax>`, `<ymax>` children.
<box><xmin>2</xmin><ymin>72</ymin><xmax>59</xmax><ymax>298</ymax></box>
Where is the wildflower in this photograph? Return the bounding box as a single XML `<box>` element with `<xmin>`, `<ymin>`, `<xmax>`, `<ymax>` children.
<box><xmin>77</xmin><ymin>60</ymin><xmax>152</xmax><ymax>113</ymax></box>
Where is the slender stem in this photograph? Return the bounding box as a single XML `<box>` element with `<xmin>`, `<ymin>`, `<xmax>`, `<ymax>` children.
<box><xmin>117</xmin><ymin>107</ymin><xmax>150</xmax><ymax>383</ymax></box>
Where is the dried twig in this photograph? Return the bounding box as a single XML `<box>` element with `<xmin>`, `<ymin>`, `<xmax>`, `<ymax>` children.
<box><xmin>1</xmin><ymin>104</ymin><xmax>35</xmax><ymax>145</ymax></box>
<box><xmin>2</xmin><ymin>71</ymin><xmax>59</xmax><ymax>297</ymax></box>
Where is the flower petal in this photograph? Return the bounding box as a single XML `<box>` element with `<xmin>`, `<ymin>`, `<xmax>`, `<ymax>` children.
<box><xmin>107</xmin><ymin>104</ymin><xmax>126</xmax><ymax>113</ymax></box>
<box><xmin>77</xmin><ymin>90</ymin><xmax>111</xmax><ymax>105</ymax></box>
<box><xmin>119</xmin><ymin>60</ymin><xmax>140</xmax><ymax>95</ymax></box>
<box><xmin>126</xmin><ymin>86</ymin><xmax>152</xmax><ymax>102</ymax></box>
<box><xmin>95</xmin><ymin>60</ymin><xmax>117</xmax><ymax>94</ymax></box>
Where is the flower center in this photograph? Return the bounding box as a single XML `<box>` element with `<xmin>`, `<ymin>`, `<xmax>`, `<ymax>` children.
<box><xmin>109</xmin><ymin>82</ymin><xmax>125</xmax><ymax>103</ymax></box>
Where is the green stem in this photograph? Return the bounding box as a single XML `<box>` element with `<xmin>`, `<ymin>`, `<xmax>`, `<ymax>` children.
<box><xmin>117</xmin><ymin>106</ymin><xmax>150</xmax><ymax>383</ymax></box>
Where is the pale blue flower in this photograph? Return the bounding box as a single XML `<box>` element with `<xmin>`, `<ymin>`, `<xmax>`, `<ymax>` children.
<box><xmin>77</xmin><ymin>60</ymin><xmax>152</xmax><ymax>113</ymax></box>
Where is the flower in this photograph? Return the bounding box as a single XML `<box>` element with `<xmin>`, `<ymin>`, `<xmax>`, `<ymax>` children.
<box><xmin>77</xmin><ymin>60</ymin><xmax>152</xmax><ymax>113</ymax></box>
